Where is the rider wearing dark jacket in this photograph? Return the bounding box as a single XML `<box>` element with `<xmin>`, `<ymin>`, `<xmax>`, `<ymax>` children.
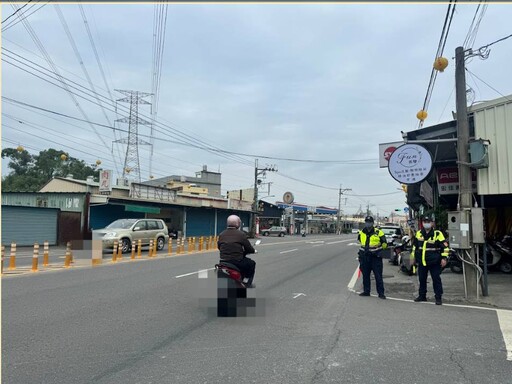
<box><xmin>218</xmin><ymin>215</ymin><xmax>256</xmax><ymax>287</ymax></box>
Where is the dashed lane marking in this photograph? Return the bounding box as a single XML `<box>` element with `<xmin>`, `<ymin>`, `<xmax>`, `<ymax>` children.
<box><xmin>280</xmin><ymin>249</ymin><xmax>298</xmax><ymax>254</ymax></box>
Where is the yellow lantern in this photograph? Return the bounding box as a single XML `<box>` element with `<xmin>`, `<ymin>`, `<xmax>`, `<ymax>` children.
<box><xmin>60</xmin><ymin>154</ymin><xmax>67</xmax><ymax>161</ymax></box>
<box><xmin>416</xmin><ymin>110</ymin><xmax>428</xmax><ymax>121</ymax></box>
<box><xmin>125</xmin><ymin>167</ymin><xmax>131</xmax><ymax>174</ymax></box>
<box><xmin>433</xmin><ymin>57</ymin><xmax>449</xmax><ymax>72</ymax></box>
<box><xmin>16</xmin><ymin>145</ymin><xmax>24</xmax><ymax>152</ymax></box>
<box><xmin>150</xmin><ymin>175</ymin><xmax>154</xmax><ymax>179</ymax></box>
<box><xmin>95</xmin><ymin>160</ymin><xmax>102</xmax><ymax>166</ymax></box>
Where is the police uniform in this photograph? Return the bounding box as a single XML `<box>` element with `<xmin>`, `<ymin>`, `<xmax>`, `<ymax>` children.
<box><xmin>412</xmin><ymin>216</ymin><xmax>449</xmax><ymax>305</ymax></box>
<box><xmin>357</xmin><ymin>216</ymin><xmax>388</xmax><ymax>298</ymax></box>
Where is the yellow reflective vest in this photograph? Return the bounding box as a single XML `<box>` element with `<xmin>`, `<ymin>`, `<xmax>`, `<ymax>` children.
<box><xmin>358</xmin><ymin>228</ymin><xmax>388</xmax><ymax>251</ymax></box>
<box><xmin>412</xmin><ymin>229</ymin><xmax>449</xmax><ymax>266</ymax></box>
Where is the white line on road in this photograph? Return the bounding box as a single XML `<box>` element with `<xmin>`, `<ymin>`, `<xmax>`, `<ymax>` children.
<box><xmin>175</xmin><ymin>268</ymin><xmax>214</xmax><ymax>279</ymax></box>
<box><xmin>348</xmin><ymin>266</ymin><xmax>360</xmax><ymax>291</ymax></box>
<box><xmin>293</xmin><ymin>293</ymin><xmax>306</xmax><ymax>299</ymax></box>
<box><xmin>497</xmin><ymin>309</ymin><xmax>512</xmax><ymax>361</ymax></box>
<box><xmin>280</xmin><ymin>249</ymin><xmax>298</xmax><ymax>254</ymax></box>
<box><xmin>307</xmin><ymin>241</ymin><xmax>325</xmax><ymax>244</ymax></box>
<box><xmin>326</xmin><ymin>239</ymin><xmax>354</xmax><ymax>245</ymax></box>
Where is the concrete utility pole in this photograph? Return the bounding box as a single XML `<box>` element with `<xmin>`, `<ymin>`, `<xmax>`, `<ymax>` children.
<box><xmin>455</xmin><ymin>46</ymin><xmax>478</xmax><ymax>299</ymax></box>
<box><xmin>336</xmin><ymin>186</ymin><xmax>351</xmax><ymax>234</ymax></box>
<box><xmin>251</xmin><ymin>159</ymin><xmax>277</xmax><ymax>237</ymax></box>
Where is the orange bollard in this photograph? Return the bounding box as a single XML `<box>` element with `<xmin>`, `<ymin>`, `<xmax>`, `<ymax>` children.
<box><xmin>137</xmin><ymin>239</ymin><xmax>142</xmax><ymax>258</ymax></box>
<box><xmin>117</xmin><ymin>242</ymin><xmax>123</xmax><ymax>261</ymax></box>
<box><xmin>149</xmin><ymin>239</ymin><xmax>154</xmax><ymax>257</ymax></box>
<box><xmin>64</xmin><ymin>250</ymin><xmax>72</xmax><ymax>268</ymax></box>
<box><xmin>168</xmin><ymin>238</ymin><xmax>172</xmax><ymax>256</ymax></box>
<box><xmin>8</xmin><ymin>242</ymin><xmax>16</xmax><ymax>270</ymax></box>
<box><xmin>131</xmin><ymin>243</ymin><xmax>135</xmax><ymax>260</ymax></box>
<box><xmin>112</xmin><ymin>241</ymin><xmax>118</xmax><ymax>262</ymax></box>
<box><xmin>43</xmin><ymin>241</ymin><xmax>49</xmax><ymax>267</ymax></box>
<box><xmin>199</xmin><ymin>237</ymin><xmax>203</xmax><ymax>252</ymax></box>
<box><xmin>66</xmin><ymin>241</ymin><xmax>74</xmax><ymax>264</ymax></box>
<box><xmin>31</xmin><ymin>243</ymin><xmax>40</xmax><ymax>272</ymax></box>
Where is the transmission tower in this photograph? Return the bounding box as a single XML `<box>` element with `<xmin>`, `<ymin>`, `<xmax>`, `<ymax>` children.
<box><xmin>113</xmin><ymin>90</ymin><xmax>152</xmax><ymax>183</ymax></box>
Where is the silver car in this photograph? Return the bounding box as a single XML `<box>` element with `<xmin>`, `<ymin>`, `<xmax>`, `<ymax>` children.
<box><xmin>261</xmin><ymin>226</ymin><xmax>287</xmax><ymax>237</ymax></box>
<box><xmin>95</xmin><ymin>218</ymin><xmax>169</xmax><ymax>253</ymax></box>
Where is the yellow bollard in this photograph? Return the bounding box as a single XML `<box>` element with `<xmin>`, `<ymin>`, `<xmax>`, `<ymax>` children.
<box><xmin>149</xmin><ymin>239</ymin><xmax>154</xmax><ymax>257</ymax></box>
<box><xmin>168</xmin><ymin>238</ymin><xmax>172</xmax><ymax>256</ymax></box>
<box><xmin>191</xmin><ymin>237</ymin><xmax>196</xmax><ymax>252</ymax></box>
<box><xmin>130</xmin><ymin>243</ymin><xmax>136</xmax><ymax>260</ymax></box>
<box><xmin>8</xmin><ymin>242</ymin><xmax>16</xmax><ymax>270</ymax></box>
<box><xmin>199</xmin><ymin>237</ymin><xmax>203</xmax><ymax>252</ymax></box>
<box><xmin>112</xmin><ymin>241</ymin><xmax>118</xmax><ymax>262</ymax></box>
<box><xmin>31</xmin><ymin>243</ymin><xmax>40</xmax><ymax>272</ymax></box>
<box><xmin>137</xmin><ymin>239</ymin><xmax>142</xmax><ymax>258</ymax></box>
<box><xmin>66</xmin><ymin>241</ymin><xmax>74</xmax><ymax>264</ymax></box>
<box><xmin>64</xmin><ymin>250</ymin><xmax>72</xmax><ymax>268</ymax></box>
<box><xmin>43</xmin><ymin>241</ymin><xmax>49</xmax><ymax>267</ymax></box>
<box><xmin>177</xmin><ymin>238</ymin><xmax>182</xmax><ymax>254</ymax></box>
<box><xmin>117</xmin><ymin>241</ymin><xmax>123</xmax><ymax>261</ymax></box>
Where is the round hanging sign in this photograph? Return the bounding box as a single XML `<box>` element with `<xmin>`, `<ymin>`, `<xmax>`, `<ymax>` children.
<box><xmin>283</xmin><ymin>192</ymin><xmax>294</xmax><ymax>204</ymax></box>
<box><xmin>387</xmin><ymin>144</ymin><xmax>433</xmax><ymax>185</ymax></box>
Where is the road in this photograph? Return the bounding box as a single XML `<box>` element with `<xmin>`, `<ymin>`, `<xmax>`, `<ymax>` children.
<box><xmin>2</xmin><ymin>234</ymin><xmax>511</xmax><ymax>383</ymax></box>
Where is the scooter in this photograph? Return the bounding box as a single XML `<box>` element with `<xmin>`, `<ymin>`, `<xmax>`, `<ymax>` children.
<box><xmin>443</xmin><ymin>249</ymin><xmax>463</xmax><ymax>274</ymax></box>
<box><xmin>215</xmin><ymin>240</ymin><xmax>260</xmax><ymax>317</ymax></box>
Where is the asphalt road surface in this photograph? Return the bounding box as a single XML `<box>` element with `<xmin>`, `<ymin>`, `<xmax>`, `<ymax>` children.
<box><xmin>2</xmin><ymin>234</ymin><xmax>511</xmax><ymax>383</ymax></box>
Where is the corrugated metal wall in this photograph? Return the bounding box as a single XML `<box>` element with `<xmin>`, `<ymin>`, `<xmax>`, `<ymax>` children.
<box><xmin>472</xmin><ymin>97</ymin><xmax>512</xmax><ymax>195</ymax></box>
<box><xmin>1</xmin><ymin>206</ymin><xmax>59</xmax><ymax>246</ymax></box>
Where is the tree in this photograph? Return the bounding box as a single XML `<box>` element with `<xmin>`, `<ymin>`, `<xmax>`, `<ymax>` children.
<box><xmin>1</xmin><ymin>147</ymin><xmax>100</xmax><ymax>192</ymax></box>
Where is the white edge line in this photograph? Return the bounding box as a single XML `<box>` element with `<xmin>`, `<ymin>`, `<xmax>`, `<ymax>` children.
<box><xmin>280</xmin><ymin>249</ymin><xmax>298</xmax><ymax>254</ymax></box>
<box><xmin>497</xmin><ymin>309</ymin><xmax>512</xmax><ymax>361</ymax></box>
<box><xmin>347</xmin><ymin>266</ymin><xmax>360</xmax><ymax>291</ymax></box>
<box><xmin>175</xmin><ymin>268</ymin><xmax>214</xmax><ymax>279</ymax></box>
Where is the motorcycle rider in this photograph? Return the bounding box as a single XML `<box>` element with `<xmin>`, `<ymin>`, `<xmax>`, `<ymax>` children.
<box><xmin>357</xmin><ymin>216</ymin><xmax>388</xmax><ymax>299</ymax></box>
<box><xmin>412</xmin><ymin>214</ymin><xmax>450</xmax><ymax>305</ymax></box>
<box><xmin>218</xmin><ymin>215</ymin><xmax>256</xmax><ymax>288</ymax></box>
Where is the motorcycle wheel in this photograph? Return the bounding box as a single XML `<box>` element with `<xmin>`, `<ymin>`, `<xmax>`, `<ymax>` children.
<box><xmin>499</xmin><ymin>260</ymin><xmax>512</xmax><ymax>274</ymax></box>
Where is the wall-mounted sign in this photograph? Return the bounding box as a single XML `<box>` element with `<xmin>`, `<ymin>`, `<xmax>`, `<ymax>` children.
<box><xmin>387</xmin><ymin>144</ymin><xmax>432</xmax><ymax>185</ymax></box>
<box><xmin>99</xmin><ymin>169</ymin><xmax>112</xmax><ymax>193</ymax></box>
<box><xmin>379</xmin><ymin>141</ymin><xmax>403</xmax><ymax>168</ymax></box>
<box><xmin>436</xmin><ymin>167</ymin><xmax>477</xmax><ymax>195</ymax></box>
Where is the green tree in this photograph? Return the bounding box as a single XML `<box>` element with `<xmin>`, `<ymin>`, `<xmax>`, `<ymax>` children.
<box><xmin>1</xmin><ymin>147</ymin><xmax>99</xmax><ymax>192</ymax></box>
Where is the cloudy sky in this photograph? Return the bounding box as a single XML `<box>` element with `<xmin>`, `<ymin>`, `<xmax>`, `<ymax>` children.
<box><xmin>2</xmin><ymin>2</ymin><xmax>512</xmax><ymax>216</ymax></box>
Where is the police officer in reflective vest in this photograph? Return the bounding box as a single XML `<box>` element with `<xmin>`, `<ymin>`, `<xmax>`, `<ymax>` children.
<box><xmin>358</xmin><ymin>216</ymin><xmax>388</xmax><ymax>299</ymax></box>
<box><xmin>412</xmin><ymin>214</ymin><xmax>449</xmax><ymax>305</ymax></box>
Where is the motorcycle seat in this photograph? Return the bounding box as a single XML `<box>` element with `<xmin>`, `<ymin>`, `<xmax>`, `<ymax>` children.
<box><xmin>216</xmin><ymin>262</ymin><xmax>241</xmax><ymax>272</ymax></box>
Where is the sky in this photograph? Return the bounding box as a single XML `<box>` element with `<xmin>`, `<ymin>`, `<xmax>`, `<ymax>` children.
<box><xmin>2</xmin><ymin>2</ymin><xmax>512</xmax><ymax>217</ymax></box>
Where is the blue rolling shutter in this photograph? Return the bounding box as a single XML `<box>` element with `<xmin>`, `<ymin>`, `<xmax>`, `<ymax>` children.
<box><xmin>1</xmin><ymin>206</ymin><xmax>58</xmax><ymax>246</ymax></box>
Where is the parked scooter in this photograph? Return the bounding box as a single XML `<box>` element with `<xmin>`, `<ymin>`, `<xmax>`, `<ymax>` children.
<box><xmin>488</xmin><ymin>238</ymin><xmax>512</xmax><ymax>274</ymax></box>
<box><xmin>442</xmin><ymin>249</ymin><xmax>463</xmax><ymax>274</ymax></box>
<box><xmin>215</xmin><ymin>240</ymin><xmax>260</xmax><ymax>317</ymax></box>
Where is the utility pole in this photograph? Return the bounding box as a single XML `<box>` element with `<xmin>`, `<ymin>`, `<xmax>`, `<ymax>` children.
<box><xmin>251</xmin><ymin>159</ymin><xmax>277</xmax><ymax>237</ymax></box>
<box><xmin>455</xmin><ymin>46</ymin><xmax>478</xmax><ymax>299</ymax></box>
<box><xmin>336</xmin><ymin>186</ymin><xmax>351</xmax><ymax>234</ymax></box>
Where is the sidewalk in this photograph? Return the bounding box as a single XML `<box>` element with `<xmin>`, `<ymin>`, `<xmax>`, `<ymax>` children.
<box><xmin>381</xmin><ymin>258</ymin><xmax>512</xmax><ymax>310</ymax></box>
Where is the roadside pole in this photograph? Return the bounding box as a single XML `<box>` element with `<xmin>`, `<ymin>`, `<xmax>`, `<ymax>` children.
<box><xmin>455</xmin><ymin>45</ymin><xmax>478</xmax><ymax>299</ymax></box>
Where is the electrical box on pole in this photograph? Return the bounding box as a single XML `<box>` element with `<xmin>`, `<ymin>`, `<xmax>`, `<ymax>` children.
<box><xmin>470</xmin><ymin>208</ymin><xmax>485</xmax><ymax>244</ymax></box>
<box><xmin>447</xmin><ymin>211</ymin><xmax>471</xmax><ymax>249</ymax></box>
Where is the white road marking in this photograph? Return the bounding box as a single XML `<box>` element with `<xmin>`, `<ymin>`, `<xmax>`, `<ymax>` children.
<box><xmin>307</xmin><ymin>241</ymin><xmax>325</xmax><ymax>244</ymax></box>
<box><xmin>497</xmin><ymin>309</ymin><xmax>512</xmax><ymax>361</ymax></box>
<box><xmin>280</xmin><ymin>249</ymin><xmax>298</xmax><ymax>254</ymax></box>
<box><xmin>198</xmin><ymin>269</ymin><xmax>209</xmax><ymax>279</ymax></box>
<box><xmin>293</xmin><ymin>293</ymin><xmax>306</xmax><ymax>299</ymax></box>
<box><xmin>347</xmin><ymin>243</ymin><xmax>360</xmax><ymax>246</ymax></box>
<box><xmin>175</xmin><ymin>268</ymin><xmax>214</xmax><ymax>279</ymax></box>
<box><xmin>347</xmin><ymin>266</ymin><xmax>360</xmax><ymax>291</ymax></box>
<box><xmin>326</xmin><ymin>239</ymin><xmax>354</xmax><ymax>245</ymax></box>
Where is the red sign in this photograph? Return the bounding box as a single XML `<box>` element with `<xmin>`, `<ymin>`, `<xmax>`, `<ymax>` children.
<box><xmin>436</xmin><ymin>167</ymin><xmax>477</xmax><ymax>195</ymax></box>
<box><xmin>384</xmin><ymin>146</ymin><xmax>397</xmax><ymax>161</ymax></box>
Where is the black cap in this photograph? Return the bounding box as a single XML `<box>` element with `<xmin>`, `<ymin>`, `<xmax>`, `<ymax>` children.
<box><xmin>422</xmin><ymin>214</ymin><xmax>434</xmax><ymax>221</ymax></box>
<box><xmin>364</xmin><ymin>216</ymin><xmax>374</xmax><ymax>222</ymax></box>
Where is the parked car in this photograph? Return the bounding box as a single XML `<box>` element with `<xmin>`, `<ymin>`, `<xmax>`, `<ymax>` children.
<box><xmin>261</xmin><ymin>226</ymin><xmax>287</xmax><ymax>237</ymax></box>
<box><xmin>378</xmin><ymin>225</ymin><xmax>404</xmax><ymax>246</ymax></box>
<box><xmin>95</xmin><ymin>218</ymin><xmax>169</xmax><ymax>253</ymax></box>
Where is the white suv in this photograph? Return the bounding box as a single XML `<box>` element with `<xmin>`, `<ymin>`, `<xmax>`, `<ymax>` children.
<box><xmin>96</xmin><ymin>218</ymin><xmax>169</xmax><ymax>253</ymax></box>
<box><xmin>261</xmin><ymin>226</ymin><xmax>287</xmax><ymax>237</ymax></box>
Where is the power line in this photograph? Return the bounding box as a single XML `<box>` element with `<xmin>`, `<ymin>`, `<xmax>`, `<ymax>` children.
<box><xmin>465</xmin><ymin>69</ymin><xmax>512</xmax><ymax>102</ymax></box>
<box><xmin>2</xmin><ymin>0</ymin><xmax>33</xmax><ymax>24</ymax></box>
<box><xmin>2</xmin><ymin>2</ymin><xmax>48</xmax><ymax>33</ymax></box>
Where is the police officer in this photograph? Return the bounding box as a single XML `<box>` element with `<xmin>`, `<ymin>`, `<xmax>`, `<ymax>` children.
<box><xmin>358</xmin><ymin>216</ymin><xmax>388</xmax><ymax>299</ymax></box>
<box><xmin>412</xmin><ymin>214</ymin><xmax>449</xmax><ymax>305</ymax></box>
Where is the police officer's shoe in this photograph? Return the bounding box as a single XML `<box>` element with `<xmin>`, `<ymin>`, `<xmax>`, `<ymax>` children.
<box><xmin>414</xmin><ymin>296</ymin><xmax>427</xmax><ymax>302</ymax></box>
<box><xmin>359</xmin><ymin>292</ymin><xmax>370</xmax><ymax>296</ymax></box>
<box><xmin>435</xmin><ymin>298</ymin><xmax>442</xmax><ymax>305</ymax></box>
<box><xmin>378</xmin><ymin>295</ymin><xmax>386</xmax><ymax>299</ymax></box>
